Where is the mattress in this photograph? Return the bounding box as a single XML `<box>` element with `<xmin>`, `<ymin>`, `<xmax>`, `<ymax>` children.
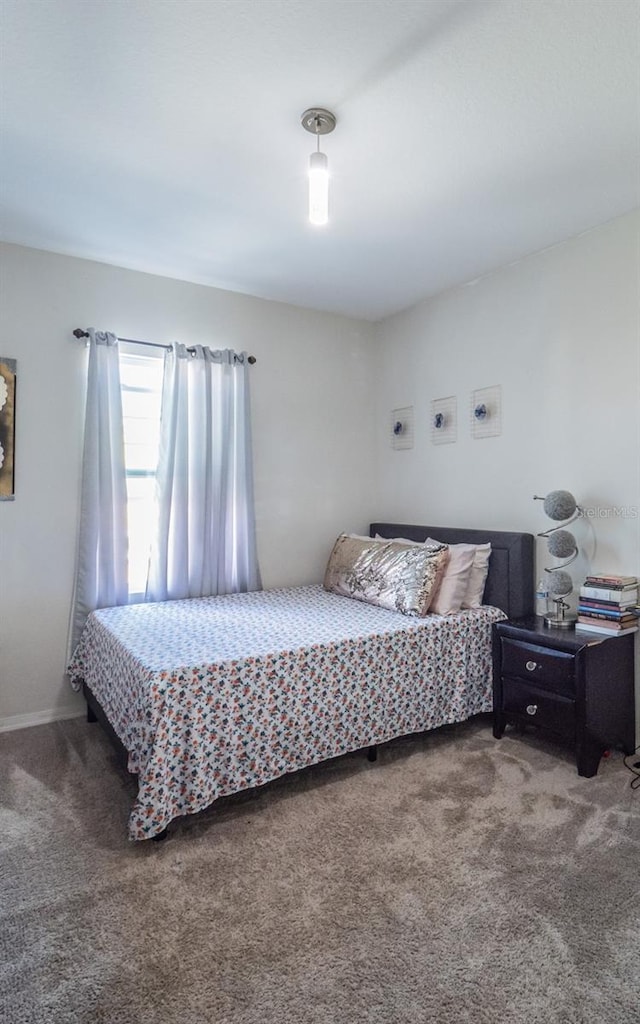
<box><xmin>68</xmin><ymin>585</ymin><xmax>506</xmax><ymax>839</ymax></box>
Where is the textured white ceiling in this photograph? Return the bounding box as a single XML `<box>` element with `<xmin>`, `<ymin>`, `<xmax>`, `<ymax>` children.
<box><xmin>1</xmin><ymin>0</ymin><xmax>639</xmax><ymax>320</ymax></box>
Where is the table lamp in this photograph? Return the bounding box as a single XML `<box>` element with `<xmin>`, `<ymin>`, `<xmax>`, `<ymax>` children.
<box><xmin>534</xmin><ymin>489</ymin><xmax>581</xmax><ymax>628</ymax></box>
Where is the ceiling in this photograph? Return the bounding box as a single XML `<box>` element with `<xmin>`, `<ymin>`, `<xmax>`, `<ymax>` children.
<box><xmin>1</xmin><ymin>0</ymin><xmax>639</xmax><ymax>321</ymax></box>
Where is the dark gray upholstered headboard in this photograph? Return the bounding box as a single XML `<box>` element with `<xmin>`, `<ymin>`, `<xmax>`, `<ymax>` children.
<box><xmin>370</xmin><ymin>523</ymin><xmax>534</xmax><ymax>621</ymax></box>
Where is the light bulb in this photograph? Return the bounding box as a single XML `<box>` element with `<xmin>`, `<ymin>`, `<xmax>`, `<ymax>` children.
<box><xmin>308</xmin><ymin>150</ymin><xmax>329</xmax><ymax>226</ymax></box>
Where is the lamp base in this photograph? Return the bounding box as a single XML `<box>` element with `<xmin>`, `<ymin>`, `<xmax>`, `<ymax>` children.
<box><xmin>543</xmin><ymin>611</ymin><xmax>577</xmax><ymax>629</ymax></box>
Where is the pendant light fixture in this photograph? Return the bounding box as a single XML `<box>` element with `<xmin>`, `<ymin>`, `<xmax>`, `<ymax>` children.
<box><xmin>301</xmin><ymin>107</ymin><xmax>336</xmax><ymax>226</ymax></box>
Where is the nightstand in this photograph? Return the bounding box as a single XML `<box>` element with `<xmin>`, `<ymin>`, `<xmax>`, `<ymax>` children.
<box><xmin>492</xmin><ymin>617</ymin><xmax>636</xmax><ymax>776</ymax></box>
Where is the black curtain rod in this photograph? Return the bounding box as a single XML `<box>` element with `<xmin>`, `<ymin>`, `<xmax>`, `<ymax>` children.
<box><xmin>72</xmin><ymin>328</ymin><xmax>256</xmax><ymax>364</ymax></box>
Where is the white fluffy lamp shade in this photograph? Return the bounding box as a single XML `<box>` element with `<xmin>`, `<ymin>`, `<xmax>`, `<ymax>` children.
<box><xmin>547</xmin><ymin>529</ymin><xmax>578</xmax><ymax>559</ymax></box>
<box><xmin>546</xmin><ymin>569</ymin><xmax>574</xmax><ymax>597</ymax></box>
<box><xmin>543</xmin><ymin>490</ymin><xmax>578</xmax><ymax>521</ymax></box>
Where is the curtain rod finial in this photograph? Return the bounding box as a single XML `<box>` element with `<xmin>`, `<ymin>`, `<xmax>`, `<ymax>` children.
<box><xmin>73</xmin><ymin>328</ymin><xmax>89</xmax><ymax>339</ymax></box>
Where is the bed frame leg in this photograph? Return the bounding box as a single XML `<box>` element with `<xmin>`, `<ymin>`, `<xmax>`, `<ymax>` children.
<box><xmin>86</xmin><ymin>704</ymin><xmax>97</xmax><ymax>723</ymax></box>
<box><xmin>367</xmin><ymin>745</ymin><xmax>378</xmax><ymax>763</ymax></box>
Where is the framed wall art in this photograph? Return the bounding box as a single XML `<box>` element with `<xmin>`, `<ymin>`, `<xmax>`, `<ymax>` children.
<box><xmin>390</xmin><ymin>406</ymin><xmax>414</xmax><ymax>450</ymax></box>
<box><xmin>431</xmin><ymin>395</ymin><xmax>457</xmax><ymax>444</ymax></box>
<box><xmin>0</xmin><ymin>357</ymin><xmax>16</xmax><ymax>500</ymax></box>
<box><xmin>470</xmin><ymin>384</ymin><xmax>501</xmax><ymax>439</ymax></box>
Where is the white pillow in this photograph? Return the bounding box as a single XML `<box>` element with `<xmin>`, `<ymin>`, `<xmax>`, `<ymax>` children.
<box><xmin>461</xmin><ymin>543</ymin><xmax>491</xmax><ymax>608</ymax></box>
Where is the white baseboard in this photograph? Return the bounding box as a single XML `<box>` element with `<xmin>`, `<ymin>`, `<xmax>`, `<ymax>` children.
<box><xmin>0</xmin><ymin>706</ymin><xmax>85</xmax><ymax>734</ymax></box>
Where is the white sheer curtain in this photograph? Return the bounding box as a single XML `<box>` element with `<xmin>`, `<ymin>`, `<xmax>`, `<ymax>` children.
<box><xmin>146</xmin><ymin>344</ymin><xmax>261</xmax><ymax>602</ymax></box>
<box><xmin>68</xmin><ymin>330</ymin><xmax>128</xmax><ymax>656</ymax></box>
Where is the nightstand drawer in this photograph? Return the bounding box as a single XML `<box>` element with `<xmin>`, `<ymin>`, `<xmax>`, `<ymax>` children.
<box><xmin>501</xmin><ymin>638</ymin><xmax>575</xmax><ymax>696</ymax></box>
<box><xmin>502</xmin><ymin>679</ymin><xmax>575</xmax><ymax>740</ymax></box>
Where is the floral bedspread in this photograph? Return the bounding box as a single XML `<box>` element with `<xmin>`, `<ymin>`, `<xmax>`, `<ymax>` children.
<box><xmin>68</xmin><ymin>585</ymin><xmax>506</xmax><ymax>840</ymax></box>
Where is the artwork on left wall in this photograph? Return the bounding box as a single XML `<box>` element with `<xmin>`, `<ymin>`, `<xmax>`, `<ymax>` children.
<box><xmin>0</xmin><ymin>357</ymin><xmax>16</xmax><ymax>500</ymax></box>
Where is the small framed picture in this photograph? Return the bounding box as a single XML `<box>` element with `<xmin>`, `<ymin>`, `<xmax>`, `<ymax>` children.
<box><xmin>390</xmin><ymin>406</ymin><xmax>414</xmax><ymax>449</ymax></box>
<box><xmin>431</xmin><ymin>396</ymin><xmax>457</xmax><ymax>444</ymax></box>
<box><xmin>0</xmin><ymin>357</ymin><xmax>16</xmax><ymax>500</ymax></box>
<box><xmin>471</xmin><ymin>385</ymin><xmax>501</xmax><ymax>439</ymax></box>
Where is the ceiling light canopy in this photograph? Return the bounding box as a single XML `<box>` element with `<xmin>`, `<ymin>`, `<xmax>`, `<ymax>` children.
<box><xmin>301</xmin><ymin>107</ymin><xmax>336</xmax><ymax>227</ymax></box>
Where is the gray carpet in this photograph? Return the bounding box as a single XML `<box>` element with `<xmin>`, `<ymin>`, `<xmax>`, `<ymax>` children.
<box><xmin>1</xmin><ymin>715</ymin><xmax>639</xmax><ymax>1024</ymax></box>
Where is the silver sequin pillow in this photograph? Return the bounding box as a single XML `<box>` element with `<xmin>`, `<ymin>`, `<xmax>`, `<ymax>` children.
<box><xmin>323</xmin><ymin>534</ymin><xmax>450</xmax><ymax>617</ymax></box>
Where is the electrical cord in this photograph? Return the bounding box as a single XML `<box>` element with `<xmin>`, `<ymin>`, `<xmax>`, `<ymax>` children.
<box><xmin>622</xmin><ymin>746</ymin><xmax>640</xmax><ymax>790</ymax></box>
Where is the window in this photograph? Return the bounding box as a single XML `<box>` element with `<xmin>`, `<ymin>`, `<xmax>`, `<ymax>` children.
<box><xmin>119</xmin><ymin>342</ymin><xmax>164</xmax><ymax>599</ymax></box>
<box><xmin>70</xmin><ymin>333</ymin><xmax>259</xmax><ymax>650</ymax></box>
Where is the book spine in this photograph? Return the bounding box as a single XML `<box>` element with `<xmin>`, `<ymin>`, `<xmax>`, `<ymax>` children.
<box><xmin>578</xmin><ymin>596</ymin><xmax>636</xmax><ymax>608</ymax></box>
<box><xmin>577</xmin><ymin>616</ymin><xmax>634</xmax><ymax>630</ymax></box>
<box><xmin>577</xmin><ymin>601</ymin><xmax>637</xmax><ymax>613</ymax></box>
<box><xmin>579</xmin><ymin>585</ymin><xmax>638</xmax><ymax>603</ymax></box>
<box><xmin>575</xmin><ymin>622</ymin><xmax>638</xmax><ymax>635</ymax></box>
<box><xmin>577</xmin><ymin>608</ymin><xmax>636</xmax><ymax>621</ymax></box>
<box><xmin>585</xmin><ymin>576</ymin><xmax>637</xmax><ymax>586</ymax></box>
<box><xmin>583</xmin><ymin>581</ymin><xmax>637</xmax><ymax>591</ymax></box>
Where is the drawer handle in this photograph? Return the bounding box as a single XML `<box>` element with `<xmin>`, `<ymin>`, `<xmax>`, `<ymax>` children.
<box><xmin>525</xmin><ymin>661</ymin><xmax>537</xmax><ymax>672</ymax></box>
<box><xmin>526</xmin><ymin>704</ymin><xmax>538</xmax><ymax>716</ymax></box>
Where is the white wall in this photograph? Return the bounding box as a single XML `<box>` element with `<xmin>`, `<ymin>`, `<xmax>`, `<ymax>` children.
<box><xmin>373</xmin><ymin>210</ymin><xmax>640</xmax><ymax>733</ymax></box>
<box><xmin>373</xmin><ymin>211</ymin><xmax>640</xmax><ymax>575</ymax></box>
<box><xmin>0</xmin><ymin>244</ymin><xmax>376</xmax><ymax>729</ymax></box>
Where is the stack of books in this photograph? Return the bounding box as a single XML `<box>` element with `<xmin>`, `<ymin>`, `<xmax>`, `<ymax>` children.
<box><xmin>576</xmin><ymin>574</ymin><xmax>639</xmax><ymax>635</ymax></box>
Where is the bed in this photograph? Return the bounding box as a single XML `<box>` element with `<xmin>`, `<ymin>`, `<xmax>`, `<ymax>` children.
<box><xmin>68</xmin><ymin>523</ymin><xmax>533</xmax><ymax>839</ymax></box>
